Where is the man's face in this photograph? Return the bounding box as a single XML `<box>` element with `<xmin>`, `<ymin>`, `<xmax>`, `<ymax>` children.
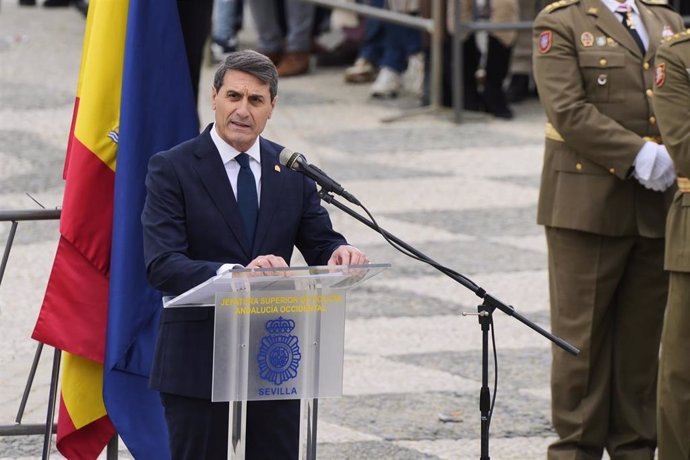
<box><xmin>212</xmin><ymin>70</ymin><xmax>276</xmax><ymax>152</ymax></box>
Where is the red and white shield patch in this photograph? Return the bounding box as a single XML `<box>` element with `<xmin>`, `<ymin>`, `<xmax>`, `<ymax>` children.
<box><xmin>655</xmin><ymin>63</ymin><xmax>666</xmax><ymax>87</ymax></box>
<box><xmin>539</xmin><ymin>31</ymin><xmax>552</xmax><ymax>54</ymax></box>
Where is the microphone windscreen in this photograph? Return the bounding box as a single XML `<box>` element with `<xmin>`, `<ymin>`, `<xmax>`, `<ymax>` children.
<box><xmin>278</xmin><ymin>147</ymin><xmax>295</xmax><ymax>168</ymax></box>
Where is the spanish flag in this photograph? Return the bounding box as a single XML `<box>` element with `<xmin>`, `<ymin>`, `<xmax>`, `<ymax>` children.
<box><xmin>32</xmin><ymin>0</ymin><xmax>197</xmax><ymax>457</ymax></box>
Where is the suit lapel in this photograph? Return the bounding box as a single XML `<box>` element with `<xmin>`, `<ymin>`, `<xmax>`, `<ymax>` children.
<box><xmin>638</xmin><ymin>1</ymin><xmax>661</xmax><ymax>60</ymax></box>
<box><xmin>193</xmin><ymin>128</ymin><xmax>252</xmax><ymax>259</ymax></box>
<box><xmin>253</xmin><ymin>138</ymin><xmax>284</xmax><ymax>255</ymax></box>
<box><xmin>587</xmin><ymin>0</ymin><xmax>642</xmax><ymax>58</ymax></box>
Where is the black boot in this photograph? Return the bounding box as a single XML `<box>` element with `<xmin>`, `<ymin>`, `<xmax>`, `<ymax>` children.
<box><xmin>422</xmin><ymin>33</ymin><xmax>481</xmax><ymax>111</ymax></box>
<box><xmin>462</xmin><ymin>34</ymin><xmax>482</xmax><ymax>112</ymax></box>
<box><xmin>506</xmin><ymin>73</ymin><xmax>530</xmax><ymax>103</ymax></box>
<box><xmin>483</xmin><ymin>36</ymin><xmax>514</xmax><ymax>119</ymax></box>
<box><xmin>43</xmin><ymin>0</ymin><xmax>71</xmax><ymax>7</ymax></box>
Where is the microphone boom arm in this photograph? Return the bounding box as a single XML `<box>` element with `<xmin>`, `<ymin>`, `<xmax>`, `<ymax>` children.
<box><xmin>318</xmin><ymin>189</ymin><xmax>580</xmax><ymax>356</ymax></box>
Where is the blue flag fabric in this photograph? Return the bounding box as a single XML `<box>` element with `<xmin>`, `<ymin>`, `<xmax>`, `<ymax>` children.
<box><xmin>104</xmin><ymin>0</ymin><xmax>198</xmax><ymax>457</ymax></box>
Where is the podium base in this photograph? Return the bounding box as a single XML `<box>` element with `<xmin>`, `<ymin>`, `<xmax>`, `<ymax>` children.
<box><xmin>227</xmin><ymin>398</ymin><xmax>318</xmax><ymax>460</ymax></box>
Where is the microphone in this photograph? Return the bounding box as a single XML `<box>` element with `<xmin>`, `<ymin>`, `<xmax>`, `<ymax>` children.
<box><xmin>279</xmin><ymin>148</ymin><xmax>361</xmax><ymax>205</ymax></box>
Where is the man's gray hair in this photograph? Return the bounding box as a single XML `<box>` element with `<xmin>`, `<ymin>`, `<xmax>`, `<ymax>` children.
<box><xmin>213</xmin><ymin>50</ymin><xmax>279</xmax><ymax>100</ymax></box>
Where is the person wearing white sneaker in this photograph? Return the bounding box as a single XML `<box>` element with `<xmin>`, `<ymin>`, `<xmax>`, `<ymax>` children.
<box><xmin>210</xmin><ymin>0</ymin><xmax>241</xmax><ymax>63</ymax></box>
<box><xmin>342</xmin><ymin>0</ymin><xmax>421</xmax><ymax>98</ymax></box>
<box><xmin>344</xmin><ymin>57</ymin><xmax>378</xmax><ymax>83</ymax></box>
<box><xmin>370</xmin><ymin>66</ymin><xmax>403</xmax><ymax>98</ymax></box>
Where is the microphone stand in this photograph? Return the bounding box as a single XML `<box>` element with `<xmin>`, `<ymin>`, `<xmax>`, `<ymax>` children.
<box><xmin>318</xmin><ymin>189</ymin><xmax>579</xmax><ymax>460</ymax></box>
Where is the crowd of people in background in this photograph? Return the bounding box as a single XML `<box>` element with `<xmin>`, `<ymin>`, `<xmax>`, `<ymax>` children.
<box><xmin>18</xmin><ymin>0</ymin><xmax>690</xmax><ymax>121</ymax></box>
<box><xmin>20</xmin><ymin>0</ymin><xmax>556</xmax><ymax>121</ymax></box>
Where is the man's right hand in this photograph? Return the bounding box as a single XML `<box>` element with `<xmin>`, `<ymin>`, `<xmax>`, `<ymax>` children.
<box><xmin>246</xmin><ymin>254</ymin><xmax>288</xmax><ymax>269</ymax></box>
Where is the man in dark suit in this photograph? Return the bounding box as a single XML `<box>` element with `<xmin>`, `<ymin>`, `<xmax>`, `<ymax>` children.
<box><xmin>141</xmin><ymin>50</ymin><xmax>368</xmax><ymax>459</ymax></box>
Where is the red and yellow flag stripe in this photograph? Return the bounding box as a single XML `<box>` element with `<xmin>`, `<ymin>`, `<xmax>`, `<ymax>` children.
<box><xmin>33</xmin><ymin>0</ymin><xmax>129</xmax><ymax>456</ymax></box>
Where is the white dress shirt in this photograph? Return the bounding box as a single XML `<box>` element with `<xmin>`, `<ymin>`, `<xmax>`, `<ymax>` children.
<box><xmin>601</xmin><ymin>0</ymin><xmax>649</xmax><ymax>50</ymax></box>
<box><xmin>210</xmin><ymin>123</ymin><xmax>262</xmax><ymax>205</ymax></box>
<box><xmin>210</xmin><ymin>124</ymin><xmax>263</xmax><ymax>273</ymax></box>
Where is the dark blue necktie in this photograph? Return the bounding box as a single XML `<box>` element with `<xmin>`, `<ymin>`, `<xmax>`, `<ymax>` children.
<box><xmin>235</xmin><ymin>153</ymin><xmax>258</xmax><ymax>247</ymax></box>
<box><xmin>617</xmin><ymin>5</ymin><xmax>645</xmax><ymax>55</ymax></box>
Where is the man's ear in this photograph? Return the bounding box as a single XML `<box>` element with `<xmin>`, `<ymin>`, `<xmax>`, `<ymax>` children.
<box><xmin>269</xmin><ymin>95</ymin><xmax>279</xmax><ymax>118</ymax></box>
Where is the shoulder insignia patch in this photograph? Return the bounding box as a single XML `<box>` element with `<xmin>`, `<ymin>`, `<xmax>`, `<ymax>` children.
<box><xmin>543</xmin><ymin>0</ymin><xmax>579</xmax><ymax>13</ymax></box>
<box><xmin>539</xmin><ymin>31</ymin><xmax>553</xmax><ymax>53</ymax></box>
<box><xmin>639</xmin><ymin>0</ymin><xmax>675</xmax><ymax>10</ymax></box>
<box><xmin>662</xmin><ymin>29</ymin><xmax>690</xmax><ymax>46</ymax></box>
<box><xmin>655</xmin><ymin>63</ymin><xmax>665</xmax><ymax>87</ymax></box>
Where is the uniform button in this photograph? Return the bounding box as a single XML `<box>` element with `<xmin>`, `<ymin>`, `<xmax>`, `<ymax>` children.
<box><xmin>649</xmin><ymin>116</ymin><xmax>656</xmax><ymax>125</ymax></box>
<box><xmin>643</xmin><ymin>62</ymin><xmax>650</xmax><ymax>70</ymax></box>
<box><xmin>599</xmin><ymin>58</ymin><xmax>608</xmax><ymax>66</ymax></box>
<box><xmin>576</xmin><ymin>163</ymin><xmax>583</xmax><ymax>171</ymax></box>
<box><xmin>609</xmin><ymin>168</ymin><xmax>616</xmax><ymax>174</ymax></box>
<box><xmin>646</xmin><ymin>89</ymin><xmax>654</xmax><ymax>97</ymax></box>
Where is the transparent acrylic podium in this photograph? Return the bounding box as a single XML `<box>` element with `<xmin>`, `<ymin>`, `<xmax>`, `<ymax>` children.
<box><xmin>164</xmin><ymin>264</ymin><xmax>389</xmax><ymax>459</ymax></box>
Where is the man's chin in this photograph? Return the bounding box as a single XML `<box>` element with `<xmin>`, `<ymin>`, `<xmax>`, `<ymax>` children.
<box><xmin>227</xmin><ymin>135</ymin><xmax>255</xmax><ymax>152</ymax></box>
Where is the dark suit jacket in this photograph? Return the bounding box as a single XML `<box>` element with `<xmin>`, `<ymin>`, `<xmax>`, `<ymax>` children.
<box><xmin>142</xmin><ymin>125</ymin><xmax>347</xmax><ymax>399</ymax></box>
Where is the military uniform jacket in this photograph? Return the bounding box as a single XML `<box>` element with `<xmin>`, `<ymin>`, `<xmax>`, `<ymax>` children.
<box><xmin>654</xmin><ymin>31</ymin><xmax>690</xmax><ymax>270</ymax></box>
<box><xmin>533</xmin><ymin>0</ymin><xmax>683</xmax><ymax>237</ymax></box>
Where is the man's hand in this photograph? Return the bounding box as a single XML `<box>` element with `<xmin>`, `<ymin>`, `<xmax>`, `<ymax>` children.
<box><xmin>328</xmin><ymin>245</ymin><xmax>369</xmax><ymax>266</ymax></box>
<box><xmin>634</xmin><ymin>144</ymin><xmax>676</xmax><ymax>192</ymax></box>
<box><xmin>246</xmin><ymin>254</ymin><xmax>289</xmax><ymax>269</ymax></box>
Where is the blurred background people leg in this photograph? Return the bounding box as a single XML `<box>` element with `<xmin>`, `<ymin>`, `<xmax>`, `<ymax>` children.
<box><xmin>478</xmin><ymin>0</ymin><xmax>518</xmax><ymax>118</ymax></box>
<box><xmin>506</xmin><ymin>0</ymin><xmax>538</xmax><ymax>103</ymax></box>
<box><xmin>249</xmin><ymin>0</ymin><xmax>316</xmax><ymax>77</ymax></box>
<box><xmin>344</xmin><ymin>4</ymin><xmax>385</xmax><ymax>84</ymax></box>
<box><xmin>210</xmin><ymin>0</ymin><xmax>242</xmax><ymax>63</ymax></box>
<box><xmin>423</xmin><ymin>0</ymin><xmax>517</xmax><ymax>117</ymax></box>
<box><xmin>177</xmin><ymin>0</ymin><xmax>214</xmax><ymax>124</ymax></box>
<box><xmin>370</xmin><ymin>1</ymin><xmax>422</xmax><ymax>98</ymax></box>
<box><xmin>345</xmin><ymin>0</ymin><xmax>421</xmax><ymax>98</ymax></box>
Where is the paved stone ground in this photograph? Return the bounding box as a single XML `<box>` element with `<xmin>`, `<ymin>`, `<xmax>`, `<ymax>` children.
<box><xmin>0</xmin><ymin>2</ymin><xmax>579</xmax><ymax>459</ymax></box>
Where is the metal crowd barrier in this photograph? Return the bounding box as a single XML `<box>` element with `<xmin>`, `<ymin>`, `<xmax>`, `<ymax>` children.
<box><xmin>0</xmin><ymin>209</ymin><xmax>61</xmax><ymax>459</ymax></box>
<box><xmin>0</xmin><ymin>208</ymin><xmax>118</xmax><ymax>459</ymax></box>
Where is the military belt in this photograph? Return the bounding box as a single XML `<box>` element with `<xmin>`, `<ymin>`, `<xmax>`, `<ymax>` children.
<box><xmin>643</xmin><ymin>135</ymin><xmax>663</xmax><ymax>144</ymax></box>
<box><xmin>545</xmin><ymin>123</ymin><xmax>663</xmax><ymax>145</ymax></box>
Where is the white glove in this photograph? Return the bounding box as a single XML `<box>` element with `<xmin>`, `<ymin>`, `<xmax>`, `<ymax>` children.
<box><xmin>633</xmin><ymin>142</ymin><xmax>656</xmax><ymax>181</ymax></box>
<box><xmin>633</xmin><ymin>143</ymin><xmax>676</xmax><ymax>192</ymax></box>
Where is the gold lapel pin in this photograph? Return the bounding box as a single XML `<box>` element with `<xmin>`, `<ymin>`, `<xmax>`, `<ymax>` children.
<box><xmin>274</xmin><ymin>164</ymin><xmax>281</xmax><ymax>173</ymax></box>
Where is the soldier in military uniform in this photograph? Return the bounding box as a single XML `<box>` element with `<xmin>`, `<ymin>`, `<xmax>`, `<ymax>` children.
<box><xmin>653</xmin><ymin>29</ymin><xmax>690</xmax><ymax>460</ymax></box>
<box><xmin>532</xmin><ymin>0</ymin><xmax>684</xmax><ymax>458</ymax></box>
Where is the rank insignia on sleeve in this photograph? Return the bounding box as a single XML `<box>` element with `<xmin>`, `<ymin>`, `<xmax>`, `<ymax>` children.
<box><xmin>655</xmin><ymin>63</ymin><xmax>666</xmax><ymax>87</ymax></box>
<box><xmin>539</xmin><ymin>31</ymin><xmax>553</xmax><ymax>53</ymax></box>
